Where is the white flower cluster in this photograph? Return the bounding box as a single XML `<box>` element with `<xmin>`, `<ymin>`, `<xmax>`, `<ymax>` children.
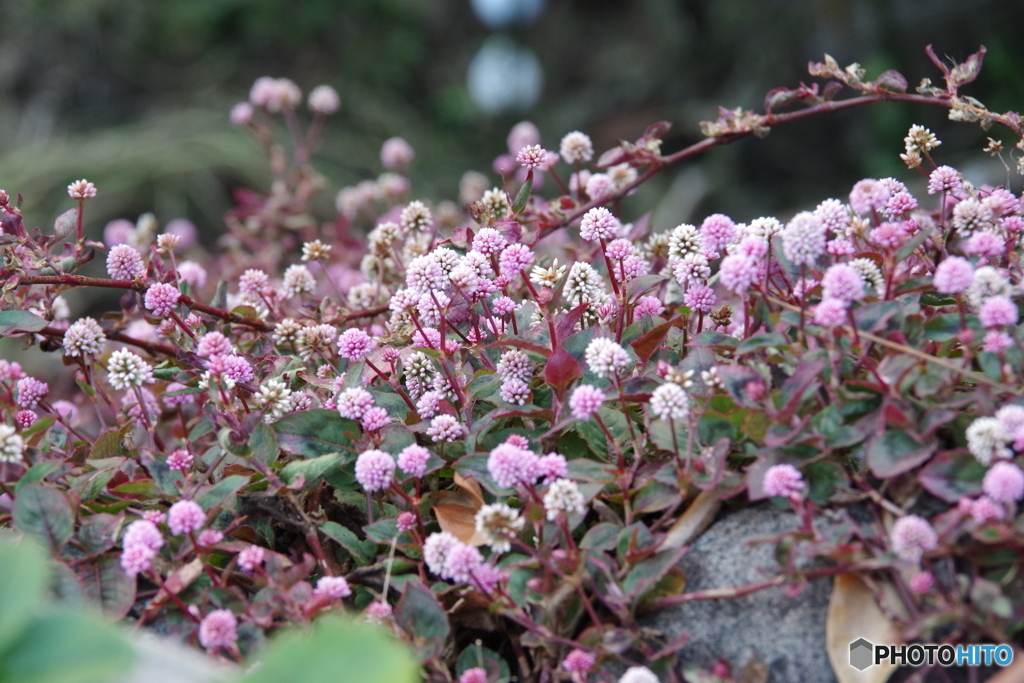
<box><xmin>106</xmin><ymin>348</ymin><xmax>154</xmax><ymax>391</ymax></box>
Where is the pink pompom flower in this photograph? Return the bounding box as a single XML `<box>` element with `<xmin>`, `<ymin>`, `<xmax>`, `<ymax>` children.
<box><xmin>355</xmin><ymin>449</ymin><xmax>396</xmax><ymax>492</ymax></box>
<box><xmin>167</xmin><ymin>500</ymin><xmax>205</xmax><ymax>536</ymax></box>
<box><xmin>762</xmin><ymin>464</ymin><xmax>805</xmax><ymax>498</ymax></box>
<box><xmin>198</xmin><ymin>610</ymin><xmax>238</xmax><ymax>650</ymax></box>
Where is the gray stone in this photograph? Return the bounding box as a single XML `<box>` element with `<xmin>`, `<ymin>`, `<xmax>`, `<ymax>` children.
<box><xmin>642</xmin><ymin>503</ymin><xmax>837</xmax><ymax>683</ymax></box>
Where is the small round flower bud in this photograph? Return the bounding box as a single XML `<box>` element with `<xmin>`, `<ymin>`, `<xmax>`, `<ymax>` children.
<box><xmin>144</xmin><ymin>283</ymin><xmax>181</xmax><ymax>317</ymax></box>
<box><xmin>167</xmin><ymin>500</ymin><xmax>205</xmax><ymax>536</ymax></box>
<box><xmin>167</xmin><ymin>449</ymin><xmax>193</xmax><ymax>471</ymax></box>
<box><xmin>106</xmin><ymin>245</ymin><xmax>145</xmax><ymax>280</ymax></box>
<box><xmin>355</xmin><ymin>449</ymin><xmax>396</xmax><ymax>492</ymax></box>
<box><xmin>565</xmin><ymin>385</ymin><xmax>602</xmax><ymax>421</ymax></box>
<box><xmin>308</xmin><ymin>85</ymin><xmax>340</xmax><ymax>114</ymax></box>
<box><xmin>982</xmin><ymin>461</ymin><xmax>1024</xmax><ymax>502</ymax></box>
<box><xmin>543</xmin><ymin>478</ymin><xmax>586</xmax><ymax>521</ymax></box>
<box><xmin>315</xmin><ymin>575</ymin><xmax>352</xmax><ymax>599</ymax></box>
<box><xmin>397</xmin><ymin>444</ymin><xmax>431</xmax><ymax>478</ymax></box>
<box><xmin>762</xmin><ymin>464</ymin><xmax>805</xmax><ymax>498</ymax></box>
<box><xmin>516</xmin><ymin>144</ymin><xmax>547</xmax><ymax>171</ymax></box>
<box><xmin>198</xmin><ymin>610</ymin><xmax>237</xmax><ymax>650</ymax></box>
<box><xmin>559</xmin><ymin>131</ymin><xmax>594</xmax><ymax>164</ymax></box>
<box><xmin>230</xmin><ymin>102</ymin><xmax>253</xmax><ymax>125</ymax></box>
<box><xmin>0</xmin><ymin>425</ymin><xmax>25</xmax><ymax>463</ymax></box>
<box><xmin>67</xmin><ymin>179</ymin><xmax>97</xmax><ymax>200</ymax></box>
<box><xmin>381</xmin><ymin>137</ymin><xmax>415</xmax><ymax>170</ymax></box>
<box><xmin>890</xmin><ymin>515</ymin><xmax>937</xmax><ymax>561</ymax></box>
<box><xmin>157</xmin><ymin>233</ymin><xmax>180</xmax><ymax>251</ymax></box>
<box><xmin>579</xmin><ymin>207</ymin><xmax>619</xmax><ymax>242</ymax></box>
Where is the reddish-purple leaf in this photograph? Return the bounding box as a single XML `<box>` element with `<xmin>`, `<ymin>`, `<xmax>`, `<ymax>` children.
<box><xmin>776</xmin><ymin>361</ymin><xmax>825</xmax><ymax>422</ymax></box>
<box><xmin>544</xmin><ymin>347</ymin><xmax>581</xmax><ymax>393</ymax></box>
<box><xmin>493</xmin><ymin>219</ymin><xmax>522</xmax><ymax>245</ymax></box>
<box><xmin>555</xmin><ymin>303</ymin><xmax>590</xmax><ymax>345</ymax></box>
<box><xmin>948</xmin><ymin>46</ymin><xmax>986</xmax><ymax>88</ymax></box>
<box><xmin>596</xmin><ymin>144</ymin><xmax>629</xmax><ymax>168</ymax></box>
<box><xmin>867</xmin><ymin>431</ymin><xmax>937</xmax><ymax>478</ymax></box>
<box><xmin>631</xmin><ymin>317</ymin><xmax>679</xmax><ymax>366</ymax></box>
<box><xmin>919</xmin><ymin>449</ymin><xmax>985</xmax><ymax>503</ymax></box>
<box><xmin>874</xmin><ymin>70</ymin><xmax>908</xmax><ymax>93</ymax></box>
<box><xmin>643</xmin><ymin>121</ymin><xmax>672</xmax><ymax>139</ymax></box>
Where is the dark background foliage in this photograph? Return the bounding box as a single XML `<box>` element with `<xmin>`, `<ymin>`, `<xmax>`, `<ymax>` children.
<box><xmin>2</xmin><ymin>0</ymin><xmax>1023</xmax><ymax>238</ymax></box>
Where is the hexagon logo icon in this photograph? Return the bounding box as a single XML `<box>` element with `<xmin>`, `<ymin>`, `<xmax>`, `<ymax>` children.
<box><xmin>849</xmin><ymin>638</ymin><xmax>873</xmax><ymax>671</ymax></box>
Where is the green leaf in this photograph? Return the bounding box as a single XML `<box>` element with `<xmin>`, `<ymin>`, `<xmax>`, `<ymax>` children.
<box><xmin>273</xmin><ymin>410</ymin><xmax>358</xmax><ymax>458</ymax></box>
<box><xmin>867</xmin><ymin>431</ymin><xmax>937</xmax><ymax>478</ymax></box>
<box><xmin>89</xmin><ymin>429</ymin><xmax>123</xmax><ymax>460</ymax></box>
<box><xmin>851</xmin><ymin>300</ymin><xmax>901</xmax><ymax>333</ymax></box>
<box><xmin>13</xmin><ymin>484</ymin><xmax>74</xmax><ymax>554</ymax></box>
<box><xmin>918</xmin><ymin>450</ymin><xmax>985</xmax><ymax>503</ymax></box>
<box><xmin>580</xmin><ymin>522</ymin><xmax>621</xmax><ymax>551</ymax></box>
<box><xmin>0</xmin><ymin>611</ymin><xmax>134</xmax><ymax>683</ymax></box>
<box><xmin>51</xmin><ymin>207</ymin><xmax>79</xmax><ymax>243</ymax></box>
<box><xmin>735</xmin><ymin>332</ymin><xmax>788</xmax><ymax>356</ymax></box>
<box><xmin>211</xmin><ymin>280</ymin><xmax>229</xmax><ymax>310</ymax></box>
<box><xmin>622</xmin><ymin>547</ymin><xmax>688</xmax><ymax>600</ymax></box>
<box><xmin>511</xmin><ymin>174</ymin><xmax>533</xmax><ymax>215</ymax></box>
<box><xmin>19</xmin><ymin>416</ymin><xmax>55</xmax><ymax>440</ymax></box>
<box><xmin>249</xmin><ymin>422</ymin><xmax>279</xmax><ymax>466</ymax></box>
<box><xmin>77</xmin><ymin>554</ymin><xmax>136</xmax><ymax>619</ymax></box>
<box><xmin>633</xmin><ymin>481</ymin><xmax>679</xmax><ymax>514</ymax></box>
<box><xmin>394</xmin><ymin>582</ymin><xmax>450</xmax><ymax>663</ymax></box>
<box><xmin>363</xmin><ymin>519</ymin><xmax>400</xmax><ymax>544</ymax></box>
<box><xmin>320</xmin><ymin>521</ymin><xmax>377</xmax><ymax>565</ymax></box>
<box><xmin>151</xmin><ymin>362</ymin><xmax>181</xmax><ymax>382</ymax></box>
<box><xmin>380</xmin><ymin>423</ymin><xmax>416</xmax><ymax>454</ymax></box>
<box><xmin>75</xmin><ymin>513</ymin><xmax>123</xmax><ymax>556</ymax></box>
<box><xmin>649</xmin><ymin>419</ymin><xmax>689</xmax><ymax>454</ymax></box>
<box><xmin>0</xmin><ymin>537</ymin><xmax>48</xmax><ymax>654</ymax></box>
<box><xmin>574</xmin><ymin>407</ymin><xmax>628</xmax><ymax>457</ymax></box>
<box><xmin>566</xmin><ymin>458</ymin><xmax>616</xmax><ymax>484</ymax></box>
<box><xmin>15</xmin><ymin>462</ymin><xmax>62</xmax><ymax>493</ymax></box>
<box><xmin>0</xmin><ymin>310</ymin><xmax>49</xmax><ymax>334</ymax></box>
<box><xmin>281</xmin><ymin>453</ymin><xmax>345</xmax><ymax>487</ymax></box>
<box><xmin>924</xmin><ymin>314</ymin><xmax>963</xmax><ymax>342</ymax></box>
<box><xmin>919</xmin><ymin>291</ymin><xmax>957</xmax><ymax>307</ymax></box>
<box><xmin>241</xmin><ymin>617</ymin><xmax>417</xmax><ymax>683</ymax></box>
<box><xmin>195</xmin><ymin>475</ymin><xmax>251</xmax><ymax>510</ymax></box>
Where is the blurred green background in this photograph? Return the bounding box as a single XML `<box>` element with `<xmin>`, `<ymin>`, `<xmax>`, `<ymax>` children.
<box><xmin>2</xmin><ymin>0</ymin><xmax>1023</xmax><ymax>239</ymax></box>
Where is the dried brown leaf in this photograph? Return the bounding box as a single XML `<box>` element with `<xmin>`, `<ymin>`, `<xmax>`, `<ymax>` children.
<box><xmin>827</xmin><ymin>573</ymin><xmax>902</xmax><ymax>683</ymax></box>
<box><xmin>432</xmin><ymin>473</ymin><xmax>486</xmax><ymax>545</ymax></box>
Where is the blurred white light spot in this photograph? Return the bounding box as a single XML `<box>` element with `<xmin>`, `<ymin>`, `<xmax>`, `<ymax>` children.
<box><xmin>471</xmin><ymin>0</ymin><xmax>546</xmax><ymax>29</ymax></box>
<box><xmin>467</xmin><ymin>36</ymin><xmax>543</xmax><ymax>114</ymax></box>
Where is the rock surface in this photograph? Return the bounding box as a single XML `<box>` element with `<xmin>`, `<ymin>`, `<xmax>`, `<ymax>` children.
<box><xmin>642</xmin><ymin>503</ymin><xmax>837</xmax><ymax>683</ymax></box>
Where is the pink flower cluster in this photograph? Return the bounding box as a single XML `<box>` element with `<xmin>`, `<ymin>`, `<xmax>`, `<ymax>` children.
<box><xmin>119</xmin><ymin>519</ymin><xmax>164</xmax><ymax>577</ymax></box>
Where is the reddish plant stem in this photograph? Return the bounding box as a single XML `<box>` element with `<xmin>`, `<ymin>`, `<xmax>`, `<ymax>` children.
<box><xmin>536</xmin><ymin>92</ymin><xmax>962</xmax><ymax>243</ymax></box>
<box><xmin>39</xmin><ymin>325</ymin><xmax>178</xmax><ymax>357</ymax></box>
<box><xmin>647</xmin><ymin>558</ymin><xmax>892</xmax><ymax>610</ymax></box>
<box><xmin>15</xmin><ymin>274</ymin><xmax>389</xmax><ymax>331</ymax></box>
